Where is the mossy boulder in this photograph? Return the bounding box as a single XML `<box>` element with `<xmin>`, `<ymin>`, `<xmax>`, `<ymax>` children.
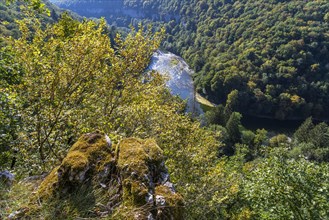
<box><xmin>118</xmin><ymin>138</ymin><xmax>164</xmax><ymax>206</ymax></box>
<box><xmin>155</xmin><ymin>185</ymin><xmax>184</xmax><ymax>219</ymax></box>
<box><xmin>32</xmin><ymin>133</ymin><xmax>183</xmax><ymax>219</ymax></box>
<box><xmin>37</xmin><ymin>132</ymin><xmax>114</xmax><ymax>198</ymax></box>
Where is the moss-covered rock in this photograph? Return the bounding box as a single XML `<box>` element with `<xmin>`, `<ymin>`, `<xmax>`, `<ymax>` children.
<box><xmin>155</xmin><ymin>185</ymin><xmax>184</xmax><ymax>220</ymax></box>
<box><xmin>117</xmin><ymin>138</ymin><xmax>183</xmax><ymax>219</ymax></box>
<box><xmin>38</xmin><ymin>132</ymin><xmax>114</xmax><ymax>198</ymax></box>
<box><xmin>118</xmin><ymin>138</ymin><xmax>164</xmax><ymax>206</ymax></box>
<box><xmin>31</xmin><ymin>133</ymin><xmax>183</xmax><ymax>219</ymax></box>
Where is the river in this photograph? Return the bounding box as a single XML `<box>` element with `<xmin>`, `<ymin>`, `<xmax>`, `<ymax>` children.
<box><xmin>149</xmin><ymin>51</ymin><xmax>302</xmax><ymax>134</ymax></box>
<box><xmin>148</xmin><ymin>51</ymin><xmax>203</xmax><ymax>115</ymax></box>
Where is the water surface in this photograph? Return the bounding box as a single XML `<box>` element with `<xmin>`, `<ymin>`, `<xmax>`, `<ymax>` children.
<box><xmin>148</xmin><ymin>51</ymin><xmax>203</xmax><ymax>114</ymax></box>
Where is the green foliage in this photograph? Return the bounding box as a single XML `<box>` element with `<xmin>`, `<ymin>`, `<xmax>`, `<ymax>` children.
<box><xmin>294</xmin><ymin>117</ymin><xmax>314</xmax><ymax>143</ymax></box>
<box><xmin>0</xmin><ymin>180</ymin><xmax>38</xmax><ymax>219</ymax></box>
<box><xmin>205</xmin><ymin>104</ymin><xmax>226</xmax><ymax>125</ymax></box>
<box><xmin>269</xmin><ymin>134</ymin><xmax>289</xmax><ymax>148</ymax></box>
<box><xmin>0</xmin><ymin>1</ymin><xmax>22</xmax><ymax>38</ymax></box>
<box><xmin>291</xmin><ymin>118</ymin><xmax>329</xmax><ymax>162</ymax></box>
<box><xmin>0</xmin><ymin>92</ymin><xmax>19</xmax><ymax>167</ymax></box>
<box><xmin>253</xmin><ymin>129</ymin><xmax>268</xmax><ymax>149</ymax></box>
<box><xmin>309</xmin><ymin>122</ymin><xmax>329</xmax><ymax>148</ymax></box>
<box><xmin>2</xmin><ymin>13</ymin><xmax>222</xmax><ymax>219</ymax></box>
<box><xmin>194</xmin><ymin>158</ymin><xmax>241</xmax><ymax>218</ymax></box>
<box><xmin>0</xmin><ymin>0</ymin><xmax>83</xmax><ymax>41</ymax></box>
<box><xmin>4</xmin><ymin>14</ymin><xmax>164</xmax><ymax>173</ymax></box>
<box><xmin>0</xmin><ymin>0</ymin><xmax>65</xmax><ymax>168</ymax></box>
<box><xmin>241</xmin><ymin>130</ymin><xmax>255</xmax><ymax>146</ymax></box>
<box><xmin>151</xmin><ymin>0</ymin><xmax>329</xmax><ymax>120</ymax></box>
<box><xmin>2</xmin><ymin>2</ymin><xmax>329</xmax><ymax>219</ymax></box>
<box><xmin>226</xmin><ymin>112</ymin><xmax>242</xmax><ymax>144</ymax></box>
<box><xmin>242</xmin><ymin>151</ymin><xmax>329</xmax><ymax>219</ymax></box>
<box><xmin>0</xmin><ymin>46</ymin><xmax>22</xmax><ymax>168</ymax></box>
<box><xmin>205</xmin><ymin>102</ymin><xmax>271</xmax><ymax>158</ymax></box>
<box><xmin>6</xmin><ymin>0</ymin><xmax>46</xmax><ymax>12</ymax></box>
<box><xmin>202</xmin><ymin>147</ymin><xmax>329</xmax><ymax>219</ymax></box>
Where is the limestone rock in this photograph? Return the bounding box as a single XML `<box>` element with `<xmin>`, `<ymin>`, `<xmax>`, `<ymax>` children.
<box><xmin>38</xmin><ymin>132</ymin><xmax>115</xmax><ymax>197</ymax></box>
<box><xmin>33</xmin><ymin>133</ymin><xmax>183</xmax><ymax>219</ymax></box>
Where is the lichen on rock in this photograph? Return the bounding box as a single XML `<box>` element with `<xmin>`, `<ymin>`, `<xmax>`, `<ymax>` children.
<box><xmin>31</xmin><ymin>132</ymin><xmax>183</xmax><ymax>219</ymax></box>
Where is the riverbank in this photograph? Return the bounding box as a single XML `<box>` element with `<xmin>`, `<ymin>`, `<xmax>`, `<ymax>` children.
<box><xmin>149</xmin><ymin>51</ymin><xmax>311</xmax><ymax>135</ymax></box>
<box><xmin>195</xmin><ymin>93</ymin><xmax>216</xmax><ymax>112</ymax></box>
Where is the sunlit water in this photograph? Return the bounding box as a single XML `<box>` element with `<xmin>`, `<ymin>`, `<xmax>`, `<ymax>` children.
<box><xmin>149</xmin><ymin>51</ymin><xmax>303</xmax><ymax>133</ymax></box>
<box><xmin>148</xmin><ymin>51</ymin><xmax>203</xmax><ymax>115</ymax></box>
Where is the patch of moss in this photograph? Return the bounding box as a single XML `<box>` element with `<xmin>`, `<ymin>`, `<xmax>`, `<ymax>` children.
<box><xmin>122</xmin><ymin>178</ymin><xmax>149</xmax><ymax>206</ymax></box>
<box><xmin>155</xmin><ymin>185</ymin><xmax>184</xmax><ymax>207</ymax></box>
<box><xmin>142</xmin><ymin>139</ymin><xmax>164</xmax><ymax>164</ymax></box>
<box><xmin>118</xmin><ymin>138</ymin><xmax>165</xmax><ymax>212</ymax></box>
<box><xmin>96</xmin><ymin>153</ymin><xmax>117</xmax><ymax>176</ymax></box>
<box><xmin>37</xmin><ymin>132</ymin><xmax>114</xmax><ymax>199</ymax></box>
<box><xmin>112</xmin><ymin>205</ymin><xmax>149</xmax><ymax>220</ymax></box>
<box><xmin>31</xmin><ymin>134</ymin><xmax>183</xmax><ymax>219</ymax></box>
<box><xmin>61</xmin><ymin>151</ymin><xmax>89</xmax><ymax>172</ymax></box>
<box><xmin>118</xmin><ymin>138</ymin><xmax>164</xmax><ymax>176</ymax></box>
<box><xmin>118</xmin><ymin>138</ymin><xmax>149</xmax><ymax>177</ymax></box>
<box><xmin>69</xmin><ymin>132</ymin><xmax>112</xmax><ymax>162</ymax></box>
<box><xmin>37</xmin><ymin>166</ymin><xmax>60</xmax><ymax>199</ymax></box>
<box><xmin>155</xmin><ymin>185</ymin><xmax>184</xmax><ymax>219</ymax></box>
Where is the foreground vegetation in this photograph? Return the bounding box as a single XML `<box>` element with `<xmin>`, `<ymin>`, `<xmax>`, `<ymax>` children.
<box><xmin>1</xmin><ymin>1</ymin><xmax>329</xmax><ymax>219</ymax></box>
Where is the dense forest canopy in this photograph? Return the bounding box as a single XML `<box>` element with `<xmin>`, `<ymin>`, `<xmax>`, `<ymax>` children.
<box><xmin>51</xmin><ymin>0</ymin><xmax>329</xmax><ymax>120</ymax></box>
<box><xmin>0</xmin><ymin>0</ymin><xmax>84</xmax><ymax>38</ymax></box>
<box><xmin>159</xmin><ymin>0</ymin><xmax>329</xmax><ymax>120</ymax></box>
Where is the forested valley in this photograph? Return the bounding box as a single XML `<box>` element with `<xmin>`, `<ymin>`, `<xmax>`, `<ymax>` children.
<box><xmin>1</xmin><ymin>0</ymin><xmax>329</xmax><ymax>219</ymax></box>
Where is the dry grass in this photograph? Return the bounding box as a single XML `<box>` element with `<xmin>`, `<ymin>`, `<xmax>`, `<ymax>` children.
<box><xmin>196</xmin><ymin>93</ymin><xmax>216</xmax><ymax>108</ymax></box>
<box><xmin>0</xmin><ymin>179</ymin><xmax>40</xmax><ymax>218</ymax></box>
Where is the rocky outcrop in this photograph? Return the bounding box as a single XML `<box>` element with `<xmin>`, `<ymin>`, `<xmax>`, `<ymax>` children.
<box><xmin>118</xmin><ymin>138</ymin><xmax>184</xmax><ymax>219</ymax></box>
<box><xmin>35</xmin><ymin>132</ymin><xmax>183</xmax><ymax>219</ymax></box>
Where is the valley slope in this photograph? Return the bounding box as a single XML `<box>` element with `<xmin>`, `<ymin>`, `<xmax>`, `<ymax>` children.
<box><xmin>50</xmin><ymin>0</ymin><xmax>329</xmax><ymax>120</ymax></box>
